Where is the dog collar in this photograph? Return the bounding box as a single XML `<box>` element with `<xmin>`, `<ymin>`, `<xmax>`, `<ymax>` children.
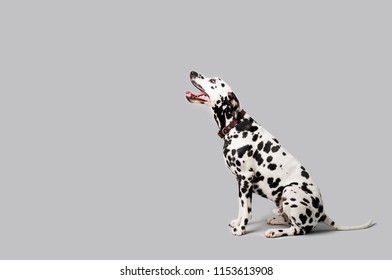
<box><xmin>217</xmin><ymin>110</ymin><xmax>246</xmax><ymax>138</ymax></box>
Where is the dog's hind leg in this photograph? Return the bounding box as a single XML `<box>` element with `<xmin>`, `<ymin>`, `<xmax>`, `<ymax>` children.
<box><xmin>265</xmin><ymin>201</ymin><xmax>316</xmax><ymax>238</ymax></box>
<box><xmin>265</xmin><ymin>212</ymin><xmax>303</xmax><ymax>238</ymax></box>
<box><xmin>265</xmin><ymin>225</ymin><xmax>299</xmax><ymax>238</ymax></box>
<box><xmin>266</xmin><ymin>205</ymin><xmax>289</xmax><ymax>225</ymax></box>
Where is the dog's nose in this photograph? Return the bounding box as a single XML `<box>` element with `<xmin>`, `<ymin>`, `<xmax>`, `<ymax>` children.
<box><xmin>190</xmin><ymin>71</ymin><xmax>198</xmax><ymax>79</ymax></box>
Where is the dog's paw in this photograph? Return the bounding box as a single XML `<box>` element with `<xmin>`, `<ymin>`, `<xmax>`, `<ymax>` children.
<box><xmin>266</xmin><ymin>217</ymin><xmax>276</xmax><ymax>225</ymax></box>
<box><xmin>264</xmin><ymin>229</ymin><xmax>277</xmax><ymax>238</ymax></box>
<box><xmin>229</xmin><ymin>218</ymin><xmax>240</xmax><ymax>228</ymax></box>
<box><xmin>232</xmin><ymin>226</ymin><xmax>246</xmax><ymax>236</ymax></box>
<box><xmin>266</xmin><ymin>216</ymin><xmax>287</xmax><ymax>225</ymax></box>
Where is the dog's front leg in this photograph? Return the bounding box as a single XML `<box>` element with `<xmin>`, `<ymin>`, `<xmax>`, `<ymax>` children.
<box><xmin>230</xmin><ymin>176</ymin><xmax>252</xmax><ymax>236</ymax></box>
<box><xmin>229</xmin><ymin>197</ymin><xmax>242</xmax><ymax>228</ymax></box>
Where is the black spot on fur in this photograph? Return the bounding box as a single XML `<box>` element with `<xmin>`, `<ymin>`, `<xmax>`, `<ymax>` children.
<box><xmin>241</xmin><ymin>226</ymin><xmax>245</xmax><ymax>230</ymax></box>
<box><xmin>271</xmin><ymin>145</ymin><xmax>280</xmax><ymax>153</ymax></box>
<box><xmin>266</xmin><ymin>156</ymin><xmax>273</xmax><ymax>162</ymax></box>
<box><xmin>235</xmin><ymin>160</ymin><xmax>241</xmax><ymax>166</ymax></box>
<box><xmin>318</xmin><ymin>205</ymin><xmax>324</xmax><ymax>214</ymax></box>
<box><xmin>282</xmin><ymin>152</ymin><xmax>287</xmax><ymax>156</ymax></box>
<box><xmin>311</xmin><ymin>197</ymin><xmax>320</xmax><ymax>208</ymax></box>
<box><xmin>244</xmin><ymin>218</ymin><xmax>249</xmax><ymax>225</ymax></box>
<box><xmin>301</xmin><ymin>170</ymin><xmax>310</xmax><ymax>179</ymax></box>
<box><xmin>256</xmin><ymin>189</ymin><xmax>267</xmax><ymax>198</ymax></box>
<box><xmin>273</xmin><ymin>138</ymin><xmax>279</xmax><ymax>144</ymax></box>
<box><xmin>303</xmin><ymin>225</ymin><xmax>313</xmax><ymax>234</ymax></box>
<box><xmin>291</xmin><ymin>204</ymin><xmax>298</xmax><ymax>208</ymax></box>
<box><xmin>257</xmin><ymin>141</ymin><xmax>264</xmax><ymax>150</ymax></box>
<box><xmin>253</xmin><ymin>150</ymin><xmax>264</xmax><ymax>165</ymax></box>
<box><xmin>267</xmin><ymin>177</ymin><xmax>281</xmax><ymax>189</ymax></box>
<box><xmin>263</xmin><ymin>141</ymin><xmax>272</xmax><ymax>153</ymax></box>
<box><xmin>235</xmin><ymin>119</ymin><xmax>253</xmax><ymax>132</ymax></box>
<box><xmin>252</xmin><ymin>134</ymin><xmax>258</xmax><ymax>142</ymax></box>
<box><xmin>223</xmin><ymin>138</ymin><xmax>231</xmax><ymax>151</ymax></box>
<box><xmin>237</xmin><ymin>145</ymin><xmax>251</xmax><ymax>158</ymax></box>
<box><xmin>290</xmin><ymin>198</ymin><xmax>296</xmax><ymax>201</ymax></box>
<box><xmin>254</xmin><ymin>174</ymin><xmax>264</xmax><ymax>183</ymax></box>
<box><xmin>271</xmin><ymin>186</ymin><xmax>285</xmax><ymax>197</ymax></box>
<box><xmin>301</xmin><ymin>183</ymin><xmax>313</xmax><ymax>194</ymax></box>
<box><xmin>249</xmin><ymin>126</ymin><xmax>258</xmax><ymax>133</ymax></box>
<box><xmin>268</xmin><ymin>164</ymin><xmax>277</xmax><ymax>170</ymax></box>
<box><xmin>231</xmin><ymin>150</ymin><xmax>236</xmax><ymax>156</ymax></box>
<box><xmin>306</xmin><ymin>208</ymin><xmax>312</xmax><ymax>217</ymax></box>
<box><xmin>299</xmin><ymin>214</ymin><xmax>307</xmax><ymax>224</ymax></box>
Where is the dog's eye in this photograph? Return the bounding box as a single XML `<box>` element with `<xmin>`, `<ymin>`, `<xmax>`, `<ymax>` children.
<box><xmin>209</xmin><ymin>79</ymin><xmax>216</xmax><ymax>84</ymax></box>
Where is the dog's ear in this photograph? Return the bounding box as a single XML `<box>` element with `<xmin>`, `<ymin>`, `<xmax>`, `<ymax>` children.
<box><xmin>227</xmin><ymin>92</ymin><xmax>239</xmax><ymax>108</ymax></box>
<box><xmin>227</xmin><ymin>92</ymin><xmax>240</xmax><ymax>117</ymax></box>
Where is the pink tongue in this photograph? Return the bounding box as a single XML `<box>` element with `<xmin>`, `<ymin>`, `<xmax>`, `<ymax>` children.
<box><xmin>185</xmin><ymin>91</ymin><xmax>203</xmax><ymax>96</ymax></box>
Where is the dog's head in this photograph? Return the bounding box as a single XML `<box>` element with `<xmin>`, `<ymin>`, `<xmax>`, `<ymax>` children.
<box><xmin>186</xmin><ymin>71</ymin><xmax>240</xmax><ymax>119</ymax></box>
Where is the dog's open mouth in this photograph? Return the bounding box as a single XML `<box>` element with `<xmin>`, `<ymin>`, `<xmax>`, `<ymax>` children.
<box><xmin>186</xmin><ymin>81</ymin><xmax>210</xmax><ymax>104</ymax></box>
<box><xmin>185</xmin><ymin>91</ymin><xmax>210</xmax><ymax>103</ymax></box>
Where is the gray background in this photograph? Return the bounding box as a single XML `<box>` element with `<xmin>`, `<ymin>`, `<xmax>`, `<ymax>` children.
<box><xmin>0</xmin><ymin>0</ymin><xmax>391</xmax><ymax>259</ymax></box>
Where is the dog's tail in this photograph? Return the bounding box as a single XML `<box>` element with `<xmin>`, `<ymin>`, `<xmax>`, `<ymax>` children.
<box><xmin>322</xmin><ymin>214</ymin><xmax>374</xmax><ymax>231</ymax></box>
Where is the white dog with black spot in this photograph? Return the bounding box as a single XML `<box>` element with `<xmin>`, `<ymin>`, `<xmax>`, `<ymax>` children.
<box><xmin>186</xmin><ymin>71</ymin><xmax>373</xmax><ymax>238</ymax></box>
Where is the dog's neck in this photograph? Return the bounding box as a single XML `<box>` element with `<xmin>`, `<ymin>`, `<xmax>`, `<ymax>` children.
<box><xmin>211</xmin><ymin>105</ymin><xmax>235</xmax><ymax>130</ymax></box>
<box><xmin>212</xmin><ymin>105</ymin><xmax>247</xmax><ymax>138</ymax></box>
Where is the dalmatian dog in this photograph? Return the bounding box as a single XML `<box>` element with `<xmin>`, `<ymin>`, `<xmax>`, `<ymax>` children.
<box><xmin>185</xmin><ymin>71</ymin><xmax>373</xmax><ymax>238</ymax></box>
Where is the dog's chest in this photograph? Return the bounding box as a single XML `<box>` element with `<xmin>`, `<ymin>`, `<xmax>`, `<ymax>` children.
<box><xmin>222</xmin><ymin>121</ymin><xmax>299</xmax><ymax>180</ymax></box>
